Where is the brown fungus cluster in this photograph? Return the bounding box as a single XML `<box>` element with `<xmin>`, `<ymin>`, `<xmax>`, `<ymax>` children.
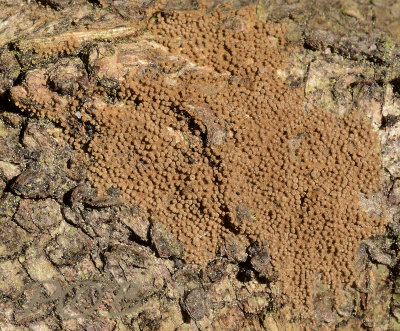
<box><xmin>12</xmin><ymin>6</ymin><xmax>385</xmax><ymax>313</ymax></box>
<box><xmin>33</xmin><ymin>37</ymin><xmax>80</xmax><ymax>57</ymax></box>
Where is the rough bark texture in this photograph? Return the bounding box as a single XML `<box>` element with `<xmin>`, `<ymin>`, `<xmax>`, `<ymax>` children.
<box><xmin>0</xmin><ymin>0</ymin><xmax>400</xmax><ymax>330</ymax></box>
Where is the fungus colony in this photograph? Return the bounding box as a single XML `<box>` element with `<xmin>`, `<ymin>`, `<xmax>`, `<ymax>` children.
<box><xmin>13</xmin><ymin>6</ymin><xmax>385</xmax><ymax>312</ymax></box>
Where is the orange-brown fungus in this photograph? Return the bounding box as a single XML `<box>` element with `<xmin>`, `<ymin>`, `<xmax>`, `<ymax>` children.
<box><xmin>15</xmin><ymin>6</ymin><xmax>385</xmax><ymax>313</ymax></box>
<box><xmin>34</xmin><ymin>37</ymin><xmax>80</xmax><ymax>56</ymax></box>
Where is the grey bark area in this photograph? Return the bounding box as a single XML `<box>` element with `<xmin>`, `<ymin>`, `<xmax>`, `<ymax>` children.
<box><xmin>0</xmin><ymin>0</ymin><xmax>400</xmax><ymax>330</ymax></box>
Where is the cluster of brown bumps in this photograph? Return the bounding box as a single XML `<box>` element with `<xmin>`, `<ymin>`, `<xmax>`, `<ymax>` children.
<box><xmin>11</xmin><ymin>6</ymin><xmax>385</xmax><ymax>313</ymax></box>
